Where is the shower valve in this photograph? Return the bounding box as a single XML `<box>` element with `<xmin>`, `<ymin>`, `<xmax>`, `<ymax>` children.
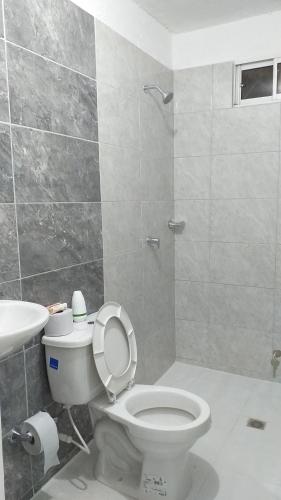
<box><xmin>146</xmin><ymin>237</ymin><xmax>160</xmax><ymax>249</ymax></box>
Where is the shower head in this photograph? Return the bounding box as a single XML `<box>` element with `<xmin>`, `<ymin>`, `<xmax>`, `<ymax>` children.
<box><xmin>143</xmin><ymin>84</ymin><xmax>174</xmax><ymax>104</ymax></box>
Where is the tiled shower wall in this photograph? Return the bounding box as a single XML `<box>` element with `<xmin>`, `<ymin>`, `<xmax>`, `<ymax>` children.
<box><xmin>174</xmin><ymin>62</ymin><xmax>281</xmax><ymax>380</ymax></box>
<box><xmin>0</xmin><ymin>0</ymin><xmax>103</xmax><ymax>498</ymax></box>
<box><xmin>95</xmin><ymin>21</ymin><xmax>175</xmax><ymax>384</ymax></box>
<box><xmin>0</xmin><ymin>1</ymin><xmax>176</xmax><ymax>498</ymax></box>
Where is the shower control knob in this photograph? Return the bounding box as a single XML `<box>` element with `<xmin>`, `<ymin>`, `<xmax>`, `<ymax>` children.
<box><xmin>146</xmin><ymin>237</ymin><xmax>160</xmax><ymax>249</ymax></box>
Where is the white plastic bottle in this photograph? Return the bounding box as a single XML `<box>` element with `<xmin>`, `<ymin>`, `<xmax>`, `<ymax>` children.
<box><xmin>72</xmin><ymin>290</ymin><xmax>87</xmax><ymax>323</ymax></box>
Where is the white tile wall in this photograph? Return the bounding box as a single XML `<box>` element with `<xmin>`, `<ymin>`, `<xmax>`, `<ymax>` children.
<box><xmin>96</xmin><ymin>20</ymin><xmax>175</xmax><ymax>383</ymax></box>
<box><xmin>174</xmin><ymin>61</ymin><xmax>281</xmax><ymax>380</ymax></box>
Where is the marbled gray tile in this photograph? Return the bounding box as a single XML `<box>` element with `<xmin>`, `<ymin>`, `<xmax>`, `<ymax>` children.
<box><xmin>174</xmin><ymin>65</ymin><xmax>212</xmax><ymax>113</ymax></box>
<box><xmin>174</xmin><ymin>111</ymin><xmax>212</xmax><ymax>157</ymax></box>
<box><xmin>0</xmin><ymin>40</ymin><xmax>9</xmax><ymax>122</ymax></box>
<box><xmin>0</xmin><ymin>352</ymin><xmax>27</xmax><ymax>435</ymax></box>
<box><xmin>208</xmin><ymin>324</ymin><xmax>272</xmax><ymax>379</ymax></box>
<box><xmin>22</xmin><ymin>260</ymin><xmax>103</xmax><ymax>313</ymax></box>
<box><xmin>210</xmin><ymin>242</ymin><xmax>275</xmax><ymax>288</ymax></box>
<box><xmin>0</xmin><ymin>280</ymin><xmax>21</xmax><ymax>299</ymax></box>
<box><xmin>8</xmin><ymin>44</ymin><xmax>98</xmax><ymax>140</ymax></box>
<box><xmin>212</xmin><ymin>62</ymin><xmax>233</xmax><ymax>109</ymax></box>
<box><xmin>12</xmin><ymin>127</ymin><xmax>100</xmax><ymax>203</ymax></box>
<box><xmin>175</xmin><ymin>281</ymin><xmax>209</xmax><ymax>323</ymax></box>
<box><xmin>103</xmin><ymin>251</ymin><xmax>142</xmax><ymax>305</ymax></box>
<box><xmin>0</xmin><ymin>204</ymin><xmax>19</xmax><ymax>282</ymax></box>
<box><xmin>141</xmin><ymin>156</ymin><xmax>173</xmax><ymax>202</ymax></box>
<box><xmin>212</xmin><ymin>104</ymin><xmax>280</xmax><ymax>154</ymax></box>
<box><xmin>100</xmin><ymin>143</ymin><xmax>141</xmax><ymax>202</ymax></box>
<box><xmin>2</xmin><ymin>434</ymin><xmax>32</xmax><ymax>500</ymax></box>
<box><xmin>175</xmin><ymin>240</ymin><xmax>210</xmax><ymax>282</ymax></box>
<box><xmin>98</xmin><ymin>81</ymin><xmax>139</xmax><ymax>150</ymax></box>
<box><xmin>0</xmin><ymin>124</ymin><xmax>13</xmax><ymax>202</ymax></box>
<box><xmin>211</xmin><ymin>152</ymin><xmax>279</xmax><ymax>199</ymax></box>
<box><xmin>208</xmin><ymin>284</ymin><xmax>274</xmax><ymax>331</ymax></box>
<box><xmin>95</xmin><ymin>19</ymin><xmax>141</xmax><ymax>88</ymax></box>
<box><xmin>25</xmin><ymin>344</ymin><xmax>52</xmax><ymax>416</ymax></box>
<box><xmin>143</xmin><ymin>280</ymin><xmax>174</xmax><ymax>341</ymax></box>
<box><xmin>276</xmin><ymin>202</ymin><xmax>281</xmax><ymax>244</ymax></box>
<box><xmin>18</xmin><ymin>203</ymin><xmax>102</xmax><ymax>276</ymax></box>
<box><xmin>211</xmin><ymin>199</ymin><xmax>276</xmax><ymax>243</ymax></box>
<box><xmin>176</xmin><ymin>319</ymin><xmax>209</xmax><ymax>364</ymax></box>
<box><xmin>140</xmin><ymin>110</ymin><xmax>173</xmax><ymax>159</ymax></box>
<box><xmin>273</xmin><ymin>288</ymin><xmax>281</xmax><ymax>332</ymax></box>
<box><xmin>0</xmin><ymin>6</ymin><xmax>3</xmax><ymax>38</ymax></box>
<box><xmin>5</xmin><ymin>0</ymin><xmax>96</xmax><ymax>77</ymax></box>
<box><xmin>174</xmin><ymin>156</ymin><xmax>210</xmax><ymax>200</ymax></box>
<box><xmin>175</xmin><ymin>200</ymin><xmax>210</xmax><ymax>241</ymax></box>
<box><xmin>142</xmin><ymin>324</ymin><xmax>175</xmax><ymax>384</ymax></box>
<box><xmin>144</xmin><ymin>242</ymin><xmax>174</xmax><ymax>289</ymax></box>
<box><xmin>142</xmin><ymin>201</ymin><xmax>174</xmax><ymax>248</ymax></box>
<box><xmin>102</xmin><ymin>201</ymin><xmax>141</xmax><ymax>258</ymax></box>
<box><xmin>274</xmin><ymin>245</ymin><xmax>281</xmax><ymax>288</ymax></box>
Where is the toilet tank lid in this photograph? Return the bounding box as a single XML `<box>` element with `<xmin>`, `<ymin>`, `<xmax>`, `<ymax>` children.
<box><xmin>42</xmin><ymin>322</ymin><xmax>94</xmax><ymax>348</ymax></box>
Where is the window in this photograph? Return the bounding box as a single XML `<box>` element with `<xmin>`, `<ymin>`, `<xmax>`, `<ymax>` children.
<box><xmin>235</xmin><ymin>58</ymin><xmax>281</xmax><ymax>105</ymax></box>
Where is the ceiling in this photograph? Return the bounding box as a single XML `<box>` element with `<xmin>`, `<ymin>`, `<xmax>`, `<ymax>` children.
<box><xmin>133</xmin><ymin>0</ymin><xmax>281</xmax><ymax>33</ymax></box>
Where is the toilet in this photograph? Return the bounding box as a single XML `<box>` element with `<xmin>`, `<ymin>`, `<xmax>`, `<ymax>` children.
<box><xmin>42</xmin><ymin>301</ymin><xmax>211</xmax><ymax>500</ymax></box>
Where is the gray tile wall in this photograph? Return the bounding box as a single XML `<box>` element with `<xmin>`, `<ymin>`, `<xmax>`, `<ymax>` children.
<box><xmin>174</xmin><ymin>61</ymin><xmax>281</xmax><ymax>380</ymax></box>
<box><xmin>95</xmin><ymin>21</ymin><xmax>176</xmax><ymax>384</ymax></box>
<box><xmin>0</xmin><ymin>0</ymin><xmax>103</xmax><ymax>498</ymax></box>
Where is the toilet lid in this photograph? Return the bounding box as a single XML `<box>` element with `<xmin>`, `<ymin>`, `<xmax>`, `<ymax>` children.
<box><xmin>92</xmin><ymin>302</ymin><xmax>137</xmax><ymax>400</ymax></box>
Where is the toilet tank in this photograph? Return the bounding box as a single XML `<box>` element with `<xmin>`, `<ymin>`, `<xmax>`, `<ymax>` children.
<box><xmin>42</xmin><ymin>322</ymin><xmax>103</xmax><ymax>406</ymax></box>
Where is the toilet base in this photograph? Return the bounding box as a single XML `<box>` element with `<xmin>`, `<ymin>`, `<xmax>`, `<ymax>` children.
<box><xmin>94</xmin><ymin>417</ymin><xmax>142</xmax><ymax>499</ymax></box>
<box><xmin>138</xmin><ymin>451</ymin><xmax>192</xmax><ymax>500</ymax></box>
<box><xmin>94</xmin><ymin>416</ymin><xmax>193</xmax><ymax>500</ymax></box>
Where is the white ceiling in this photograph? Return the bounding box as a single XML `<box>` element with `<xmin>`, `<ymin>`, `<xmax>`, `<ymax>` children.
<box><xmin>133</xmin><ymin>0</ymin><xmax>281</xmax><ymax>33</ymax></box>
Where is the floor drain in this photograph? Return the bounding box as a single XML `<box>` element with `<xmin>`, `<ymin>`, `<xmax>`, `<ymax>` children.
<box><xmin>247</xmin><ymin>418</ymin><xmax>266</xmax><ymax>430</ymax></box>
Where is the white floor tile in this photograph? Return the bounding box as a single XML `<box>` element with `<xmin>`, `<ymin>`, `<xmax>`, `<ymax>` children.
<box><xmin>241</xmin><ymin>379</ymin><xmax>281</xmax><ymax>424</ymax></box>
<box><xmin>34</xmin><ymin>363</ymin><xmax>281</xmax><ymax>500</ymax></box>
<box><xmin>198</xmin><ymin>469</ymin><xmax>281</xmax><ymax>500</ymax></box>
<box><xmin>215</xmin><ymin>415</ymin><xmax>281</xmax><ymax>486</ymax></box>
<box><xmin>156</xmin><ymin>361</ymin><xmax>204</xmax><ymax>388</ymax></box>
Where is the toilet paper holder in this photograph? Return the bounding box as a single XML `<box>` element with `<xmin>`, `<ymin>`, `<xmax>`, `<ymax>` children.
<box><xmin>8</xmin><ymin>428</ymin><xmax>34</xmax><ymax>444</ymax></box>
<box><xmin>8</xmin><ymin>414</ymin><xmax>58</xmax><ymax>445</ymax></box>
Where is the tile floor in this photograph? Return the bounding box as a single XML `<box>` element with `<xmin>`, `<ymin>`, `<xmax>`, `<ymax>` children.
<box><xmin>34</xmin><ymin>362</ymin><xmax>281</xmax><ymax>500</ymax></box>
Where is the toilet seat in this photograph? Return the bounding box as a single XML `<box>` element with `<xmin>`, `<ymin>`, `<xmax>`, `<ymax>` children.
<box><xmin>93</xmin><ymin>302</ymin><xmax>137</xmax><ymax>400</ymax></box>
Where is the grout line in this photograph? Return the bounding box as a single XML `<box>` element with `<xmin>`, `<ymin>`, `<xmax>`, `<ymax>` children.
<box><xmin>20</xmin><ymin>258</ymin><xmax>104</xmax><ymax>281</ymax></box>
<box><xmin>174</xmin><ymin>150</ymin><xmax>281</xmax><ymax>158</ymax></box>
<box><xmin>9</xmin><ymin>121</ymin><xmax>99</xmax><ymax>145</ymax></box>
<box><xmin>23</xmin><ymin>348</ymin><xmax>29</xmax><ymax>419</ymax></box>
<box><xmin>15</xmin><ymin>201</ymin><xmax>102</xmax><ymax>205</ymax></box>
<box><xmin>0</xmin><ymin>277</ymin><xmax>21</xmax><ymax>286</ymax></box>
<box><xmin>2</xmin><ymin>0</ymin><xmax>22</xmax><ymax>300</ymax></box>
<box><xmin>6</xmin><ymin>39</ymin><xmax>97</xmax><ymax>83</ymax></box>
<box><xmin>272</xmin><ymin>104</ymin><xmax>281</xmax><ymax>348</ymax></box>
<box><xmin>174</xmin><ymin>239</ymin><xmax>277</xmax><ymax>246</ymax></box>
<box><xmin>174</xmin><ymin>196</ymin><xmax>280</xmax><ymax>201</ymax></box>
<box><xmin>175</xmin><ymin>278</ymin><xmax>276</xmax><ymax>291</ymax></box>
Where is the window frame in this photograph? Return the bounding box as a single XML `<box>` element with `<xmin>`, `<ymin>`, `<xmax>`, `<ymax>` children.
<box><xmin>234</xmin><ymin>58</ymin><xmax>281</xmax><ymax>106</ymax></box>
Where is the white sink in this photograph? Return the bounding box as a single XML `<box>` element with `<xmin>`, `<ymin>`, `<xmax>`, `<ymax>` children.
<box><xmin>0</xmin><ymin>300</ymin><xmax>49</xmax><ymax>358</ymax></box>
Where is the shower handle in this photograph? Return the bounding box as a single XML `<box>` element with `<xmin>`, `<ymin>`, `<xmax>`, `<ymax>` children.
<box><xmin>146</xmin><ymin>237</ymin><xmax>160</xmax><ymax>249</ymax></box>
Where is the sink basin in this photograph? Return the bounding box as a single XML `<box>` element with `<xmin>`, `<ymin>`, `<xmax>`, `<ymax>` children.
<box><xmin>0</xmin><ymin>300</ymin><xmax>49</xmax><ymax>358</ymax></box>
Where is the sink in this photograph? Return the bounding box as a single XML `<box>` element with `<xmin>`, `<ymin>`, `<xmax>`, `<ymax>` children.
<box><xmin>0</xmin><ymin>300</ymin><xmax>49</xmax><ymax>358</ymax></box>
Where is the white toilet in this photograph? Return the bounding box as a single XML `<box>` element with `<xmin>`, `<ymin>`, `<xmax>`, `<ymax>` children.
<box><xmin>42</xmin><ymin>301</ymin><xmax>211</xmax><ymax>500</ymax></box>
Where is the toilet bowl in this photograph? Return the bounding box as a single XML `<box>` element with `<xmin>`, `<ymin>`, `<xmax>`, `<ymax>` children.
<box><xmin>42</xmin><ymin>301</ymin><xmax>211</xmax><ymax>500</ymax></box>
<box><xmin>91</xmin><ymin>384</ymin><xmax>210</xmax><ymax>500</ymax></box>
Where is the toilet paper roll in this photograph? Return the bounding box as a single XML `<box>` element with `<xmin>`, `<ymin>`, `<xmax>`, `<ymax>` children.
<box><xmin>22</xmin><ymin>411</ymin><xmax>60</xmax><ymax>474</ymax></box>
<box><xmin>44</xmin><ymin>308</ymin><xmax>73</xmax><ymax>337</ymax></box>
